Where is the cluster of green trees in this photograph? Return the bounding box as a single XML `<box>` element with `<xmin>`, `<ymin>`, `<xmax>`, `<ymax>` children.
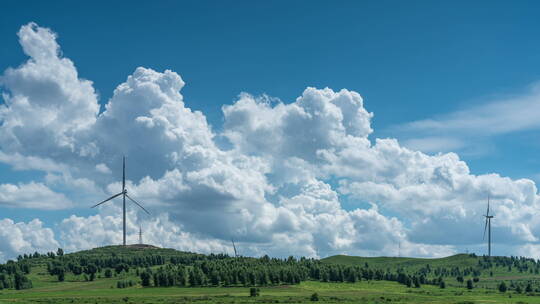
<box><xmin>139</xmin><ymin>256</ymin><xmax>314</xmax><ymax>287</ymax></box>
<box><xmin>6</xmin><ymin>247</ymin><xmax>540</xmax><ymax>293</ymax></box>
<box><xmin>497</xmin><ymin>281</ymin><xmax>536</xmax><ymax>294</ymax></box>
<box><xmin>17</xmin><ymin>248</ymin><xmax>63</xmax><ymax>262</ymax></box>
<box><xmin>46</xmin><ymin>259</ymin><xmax>101</xmax><ymax>282</ymax></box>
<box><xmin>0</xmin><ymin>260</ymin><xmax>32</xmax><ymax>290</ymax></box>
<box><xmin>0</xmin><ymin>272</ymin><xmax>32</xmax><ymax>290</ymax></box>
<box><xmin>134</xmin><ymin>256</ymin><xmax>467</xmax><ymax>288</ymax></box>
<box><xmin>117</xmin><ymin>279</ymin><xmax>135</xmax><ymax>288</ymax></box>
<box><xmin>478</xmin><ymin>255</ymin><xmax>540</xmax><ymax>274</ymax></box>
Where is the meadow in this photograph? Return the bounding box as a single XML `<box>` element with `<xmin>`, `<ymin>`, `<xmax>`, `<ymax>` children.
<box><xmin>2</xmin><ymin>278</ymin><xmax>540</xmax><ymax>304</ymax></box>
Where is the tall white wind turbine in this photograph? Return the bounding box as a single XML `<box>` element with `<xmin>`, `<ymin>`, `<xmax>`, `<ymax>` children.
<box><xmin>91</xmin><ymin>156</ymin><xmax>150</xmax><ymax>246</ymax></box>
<box><xmin>483</xmin><ymin>195</ymin><xmax>494</xmax><ymax>257</ymax></box>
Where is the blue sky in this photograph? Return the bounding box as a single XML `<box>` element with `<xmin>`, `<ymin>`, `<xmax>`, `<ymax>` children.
<box><xmin>1</xmin><ymin>0</ymin><xmax>540</xmax><ymax>260</ymax></box>
<box><xmin>3</xmin><ymin>0</ymin><xmax>540</xmax><ymax>179</ymax></box>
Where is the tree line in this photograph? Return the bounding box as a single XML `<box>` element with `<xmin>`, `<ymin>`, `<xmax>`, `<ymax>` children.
<box><xmin>4</xmin><ymin>249</ymin><xmax>540</xmax><ymax>292</ymax></box>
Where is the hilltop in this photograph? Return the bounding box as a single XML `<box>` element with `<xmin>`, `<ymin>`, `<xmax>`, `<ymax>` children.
<box><xmin>65</xmin><ymin>244</ymin><xmax>181</xmax><ymax>257</ymax></box>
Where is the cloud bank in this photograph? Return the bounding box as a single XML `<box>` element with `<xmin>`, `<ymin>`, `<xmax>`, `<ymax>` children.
<box><xmin>390</xmin><ymin>83</ymin><xmax>540</xmax><ymax>153</ymax></box>
<box><xmin>0</xmin><ymin>22</ymin><xmax>539</xmax><ymax>261</ymax></box>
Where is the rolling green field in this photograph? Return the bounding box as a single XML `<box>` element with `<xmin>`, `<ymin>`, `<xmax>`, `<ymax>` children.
<box><xmin>2</xmin><ymin>278</ymin><xmax>540</xmax><ymax>304</ymax></box>
<box><xmin>1</xmin><ymin>246</ymin><xmax>540</xmax><ymax>304</ymax></box>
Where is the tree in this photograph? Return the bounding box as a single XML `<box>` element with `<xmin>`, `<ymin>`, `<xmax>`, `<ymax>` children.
<box><xmin>56</xmin><ymin>248</ymin><xmax>64</xmax><ymax>257</ymax></box>
<box><xmin>14</xmin><ymin>273</ymin><xmax>32</xmax><ymax>290</ymax></box>
<box><xmin>526</xmin><ymin>283</ymin><xmax>533</xmax><ymax>293</ymax></box>
<box><xmin>249</xmin><ymin>287</ymin><xmax>260</xmax><ymax>297</ymax></box>
<box><xmin>310</xmin><ymin>292</ymin><xmax>319</xmax><ymax>301</ymax></box>
<box><xmin>516</xmin><ymin>285</ymin><xmax>522</xmax><ymax>294</ymax></box>
<box><xmin>140</xmin><ymin>271</ymin><xmax>151</xmax><ymax>287</ymax></box>
<box><xmin>498</xmin><ymin>281</ymin><xmax>507</xmax><ymax>293</ymax></box>
<box><xmin>58</xmin><ymin>270</ymin><xmax>65</xmax><ymax>282</ymax></box>
<box><xmin>85</xmin><ymin>264</ymin><xmax>98</xmax><ymax>276</ymax></box>
<box><xmin>466</xmin><ymin>279</ymin><xmax>473</xmax><ymax>290</ymax></box>
<box><xmin>346</xmin><ymin>270</ymin><xmax>357</xmax><ymax>283</ymax></box>
<box><xmin>209</xmin><ymin>270</ymin><xmax>221</xmax><ymax>286</ymax></box>
<box><xmin>439</xmin><ymin>280</ymin><xmax>446</xmax><ymax>289</ymax></box>
<box><xmin>72</xmin><ymin>265</ymin><xmax>82</xmax><ymax>275</ymax></box>
<box><xmin>115</xmin><ymin>263</ymin><xmax>129</xmax><ymax>274</ymax></box>
<box><xmin>105</xmin><ymin>269</ymin><xmax>113</xmax><ymax>278</ymax></box>
<box><xmin>413</xmin><ymin>276</ymin><xmax>421</xmax><ymax>288</ymax></box>
<box><xmin>405</xmin><ymin>276</ymin><xmax>412</xmax><ymax>288</ymax></box>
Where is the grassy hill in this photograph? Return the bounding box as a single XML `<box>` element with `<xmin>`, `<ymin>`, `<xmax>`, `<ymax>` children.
<box><xmin>2</xmin><ymin>247</ymin><xmax>540</xmax><ymax>303</ymax></box>
<box><xmin>322</xmin><ymin>253</ymin><xmax>480</xmax><ymax>269</ymax></box>
<box><xmin>61</xmin><ymin>244</ymin><xmax>196</xmax><ymax>260</ymax></box>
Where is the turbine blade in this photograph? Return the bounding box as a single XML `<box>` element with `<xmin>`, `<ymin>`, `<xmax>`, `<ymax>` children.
<box><xmin>232</xmin><ymin>238</ymin><xmax>238</xmax><ymax>257</ymax></box>
<box><xmin>122</xmin><ymin>156</ymin><xmax>126</xmax><ymax>191</ymax></box>
<box><xmin>91</xmin><ymin>192</ymin><xmax>123</xmax><ymax>208</ymax></box>
<box><xmin>483</xmin><ymin>218</ymin><xmax>488</xmax><ymax>240</ymax></box>
<box><xmin>486</xmin><ymin>195</ymin><xmax>490</xmax><ymax>216</ymax></box>
<box><xmin>125</xmin><ymin>193</ymin><xmax>150</xmax><ymax>215</ymax></box>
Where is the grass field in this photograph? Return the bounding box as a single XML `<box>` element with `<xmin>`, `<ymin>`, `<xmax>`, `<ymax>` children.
<box><xmin>2</xmin><ymin>279</ymin><xmax>540</xmax><ymax>304</ymax></box>
<box><xmin>2</xmin><ymin>247</ymin><xmax>540</xmax><ymax>303</ymax></box>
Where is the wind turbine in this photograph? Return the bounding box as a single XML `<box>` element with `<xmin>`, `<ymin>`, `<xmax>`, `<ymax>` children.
<box><xmin>91</xmin><ymin>156</ymin><xmax>150</xmax><ymax>246</ymax></box>
<box><xmin>483</xmin><ymin>195</ymin><xmax>494</xmax><ymax>257</ymax></box>
<box><xmin>231</xmin><ymin>238</ymin><xmax>238</xmax><ymax>257</ymax></box>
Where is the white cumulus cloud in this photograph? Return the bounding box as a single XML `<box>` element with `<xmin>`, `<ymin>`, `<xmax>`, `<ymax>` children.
<box><xmin>0</xmin><ymin>182</ymin><xmax>73</xmax><ymax>209</ymax></box>
<box><xmin>0</xmin><ymin>22</ymin><xmax>539</xmax><ymax>262</ymax></box>
<box><xmin>0</xmin><ymin>218</ymin><xmax>59</xmax><ymax>262</ymax></box>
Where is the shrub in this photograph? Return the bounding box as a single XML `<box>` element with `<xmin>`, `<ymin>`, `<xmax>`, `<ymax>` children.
<box><xmin>310</xmin><ymin>292</ymin><xmax>319</xmax><ymax>301</ymax></box>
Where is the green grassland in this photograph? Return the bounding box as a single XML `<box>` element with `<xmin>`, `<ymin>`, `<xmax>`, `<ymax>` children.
<box><xmin>2</xmin><ymin>278</ymin><xmax>540</xmax><ymax>304</ymax></box>
<box><xmin>1</xmin><ymin>246</ymin><xmax>540</xmax><ymax>304</ymax></box>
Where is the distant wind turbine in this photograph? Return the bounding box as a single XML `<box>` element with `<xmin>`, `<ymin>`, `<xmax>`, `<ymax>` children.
<box><xmin>483</xmin><ymin>195</ymin><xmax>494</xmax><ymax>257</ymax></box>
<box><xmin>231</xmin><ymin>238</ymin><xmax>238</xmax><ymax>257</ymax></box>
<box><xmin>91</xmin><ymin>156</ymin><xmax>150</xmax><ymax>246</ymax></box>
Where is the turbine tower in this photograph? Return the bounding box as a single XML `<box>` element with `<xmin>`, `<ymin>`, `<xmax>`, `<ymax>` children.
<box><xmin>483</xmin><ymin>195</ymin><xmax>494</xmax><ymax>257</ymax></box>
<box><xmin>139</xmin><ymin>226</ymin><xmax>143</xmax><ymax>245</ymax></box>
<box><xmin>91</xmin><ymin>156</ymin><xmax>150</xmax><ymax>246</ymax></box>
